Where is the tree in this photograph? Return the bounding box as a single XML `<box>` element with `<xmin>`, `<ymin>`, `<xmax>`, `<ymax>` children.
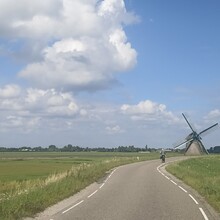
<box><xmin>48</xmin><ymin>145</ymin><xmax>57</xmax><ymax>152</ymax></box>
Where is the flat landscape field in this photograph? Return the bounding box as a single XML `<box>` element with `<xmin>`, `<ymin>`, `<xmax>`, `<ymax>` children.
<box><xmin>0</xmin><ymin>152</ymin><xmax>128</xmax><ymax>182</ymax></box>
<box><xmin>0</xmin><ymin>151</ymin><xmax>172</xmax><ymax>220</ymax></box>
<box><xmin>0</xmin><ymin>151</ymin><xmax>163</xmax><ymax>182</ymax></box>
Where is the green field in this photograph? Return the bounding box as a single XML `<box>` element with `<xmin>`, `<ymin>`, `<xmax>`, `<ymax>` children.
<box><xmin>0</xmin><ymin>151</ymin><xmax>159</xmax><ymax>182</ymax></box>
<box><xmin>166</xmin><ymin>155</ymin><xmax>220</xmax><ymax>213</ymax></box>
<box><xmin>0</xmin><ymin>151</ymin><xmax>178</xmax><ymax>220</ymax></box>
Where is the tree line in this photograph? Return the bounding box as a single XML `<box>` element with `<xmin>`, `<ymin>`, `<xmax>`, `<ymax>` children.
<box><xmin>0</xmin><ymin>145</ymin><xmax>218</xmax><ymax>153</ymax></box>
<box><xmin>208</xmin><ymin>146</ymin><xmax>220</xmax><ymax>154</ymax></box>
<box><xmin>0</xmin><ymin>144</ymin><xmax>160</xmax><ymax>153</ymax></box>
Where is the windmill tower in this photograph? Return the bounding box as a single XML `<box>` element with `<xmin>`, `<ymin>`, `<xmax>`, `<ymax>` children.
<box><xmin>174</xmin><ymin>113</ymin><xmax>218</xmax><ymax>155</ymax></box>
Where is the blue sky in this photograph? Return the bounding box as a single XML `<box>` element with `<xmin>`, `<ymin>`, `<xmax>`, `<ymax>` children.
<box><xmin>0</xmin><ymin>0</ymin><xmax>219</xmax><ymax>148</ymax></box>
<box><xmin>125</xmin><ymin>0</ymin><xmax>220</xmax><ymax>105</ymax></box>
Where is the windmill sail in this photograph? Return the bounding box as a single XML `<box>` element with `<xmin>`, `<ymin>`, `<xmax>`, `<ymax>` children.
<box><xmin>174</xmin><ymin>138</ymin><xmax>193</xmax><ymax>149</ymax></box>
<box><xmin>182</xmin><ymin>113</ymin><xmax>195</xmax><ymax>133</ymax></box>
<box><xmin>199</xmin><ymin>123</ymin><xmax>219</xmax><ymax>136</ymax></box>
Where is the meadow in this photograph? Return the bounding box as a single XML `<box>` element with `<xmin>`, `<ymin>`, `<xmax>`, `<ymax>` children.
<box><xmin>0</xmin><ymin>151</ymin><xmax>172</xmax><ymax>220</ymax></box>
<box><xmin>166</xmin><ymin>155</ymin><xmax>220</xmax><ymax>213</ymax></box>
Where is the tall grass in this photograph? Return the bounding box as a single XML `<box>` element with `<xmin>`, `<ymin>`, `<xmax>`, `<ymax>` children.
<box><xmin>166</xmin><ymin>155</ymin><xmax>220</xmax><ymax>212</ymax></box>
<box><xmin>0</xmin><ymin>152</ymin><xmax>166</xmax><ymax>220</ymax></box>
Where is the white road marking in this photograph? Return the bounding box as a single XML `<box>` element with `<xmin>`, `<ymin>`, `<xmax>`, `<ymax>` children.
<box><xmin>199</xmin><ymin>207</ymin><xmax>209</xmax><ymax>220</ymax></box>
<box><xmin>104</xmin><ymin>168</ymin><xmax>116</xmax><ymax>183</ymax></box>
<box><xmin>88</xmin><ymin>190</ymin><xmax>98</xmax><ymax>198</ymax></box>
<box><xmin>170</xmin><ymin>180</ymin><xmax>177</xmax><ymax>185</ymax></box>
<box><xmin>189</xmin><ymin>194</ymin><xmax>199</xmax><ymax>205</ymax></box>
<box><xmin>99</xmin><ymin>183</ymin><xmax>105</xmax><ymax>189</ymax></box>
<box><xmin>165</xmin><ymin>176</ymin><xmax>170</xmax><ymax>180</ymax></box>
<box><xmin>62</xmin><ymin>200</ymin><xmax>84</xmax><ymax>214</ymax></box>
<box><xmin>178</xmin><ymin>186</ymin><xmax>187</xmax><ymax>193</ymax></box>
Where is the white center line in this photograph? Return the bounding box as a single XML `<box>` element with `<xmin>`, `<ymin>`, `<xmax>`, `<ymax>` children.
<box><xmin>62</xmin><ymin>200</ymin><xmax>84</xmax><ymax>214</ymax></box>
<box><xmin>199</xmin><ymin>207</ymin><xmax>209</xmax><ymax>220</ymax></box>
<box><xmin>189</xmin><ymin>194</ymin><xmax>199</xmax><ymax>205</ymax></box>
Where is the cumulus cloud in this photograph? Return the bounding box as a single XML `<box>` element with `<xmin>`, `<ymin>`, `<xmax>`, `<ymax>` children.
<box><xmin>106</xmin><ymin>125</ymin><xmax>124</xmax><ymax>134</ymax></box>
<box><xmin>0</xmin><ymin>84</ymin><xmax>21</xmax><ymax>98</ymax></box>
<box><xmin>0</xmin><ymin>0</ymin><xmax>138</xmax><ymax>91</ymax></box>
<box><xmin>121</xmin><ymin>100</ymin><xmax>179</xmax><ymax>123</ymax></box>
<box><xmin>24</xmin><ymin>88</ymin><xmax>79</xmax><ymax>117</ymax></box>
<box><xmin>0</xmin><ymin>85</ymin><xmax>81</xmax><ymax>132</ymax></box>
<box><xmin>0</xmin><ymin>0</ymin><xmax>62</xmax><ymax>38</ymax></box>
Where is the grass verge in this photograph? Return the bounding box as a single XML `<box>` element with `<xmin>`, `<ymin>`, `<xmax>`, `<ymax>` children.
<box><xmin>166</xmin><ymin>155</ymin><xmax>220</xmax><ymax>212</ymax></box>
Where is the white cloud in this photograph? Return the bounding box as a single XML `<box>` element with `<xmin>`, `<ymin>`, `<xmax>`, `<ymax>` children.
<box><xmin>0</xmin><ymin>85</ymin><xmax>80</xmax><ymax>132</ymax></box>
<box><xmin>109</xmin><ymin>28</ymin><xmax>137</xmax><ymax>70</ymax></box>
<box><xmin>50</xmin><ymin>39</ymin><xmax>86</xmax><ymax>54</ymax></box>
<box><xmin>0</xmin><ymin>0</ymin><xmax>138</xmax><ymax>92</ymax></box>
<box><xmin>0</xmin><ymin>0</ymin><xmax>62</xmax><ymax>38</ymax></box>
<box><xmin>121</xmin><ymin>100</ymin><xmax>165</xmax><ymax>114</ymax></box>
<box><xmin>0</xmin><ymin>84</ymin><xmax>217</xmax><ymax>147</ymax></box>
<box><xmin>98</xmin><ymin>0</ymin><xmax>139</xmax><ymax>25</ymax></box>
<box><xmin>1</xmin><ymin>115</ymin><xmax>41</xmax><ymax>133</ymax></box>
<box><xmin>24</xmin><ymin>88</ymin><xmax>79</xmax><ymax>117</ymax></box>
<box><xmin>106</xmin><ymin>125</ymin><xmax>124</xmax><ymax>134</ymax></box>
<box><xmin>0</xmin><ymin>84</ymin><xmax>21</xmax><ymax>98</ymax></box>
<box><xmin>205</xmin><ymin>109</ymin><xmax>220</xmax><ymax>120</ymax></box>
<box><xmin>121</xmin><ymin>100</ymin><xmax>179</xmax><ymax>123</ymax></box>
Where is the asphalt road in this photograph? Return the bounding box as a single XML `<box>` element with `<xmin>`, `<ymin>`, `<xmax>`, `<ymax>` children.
<box><xmin>32</xmin><ymin>157</ymin><xmax>219</xmax><ymax>220</ymax></box>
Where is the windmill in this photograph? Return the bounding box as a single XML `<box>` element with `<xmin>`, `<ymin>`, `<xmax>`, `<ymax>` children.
<box><xmin>174</xmin><ymin>113</ymin><xmax>219</xmax><ymax>155</ymax></box>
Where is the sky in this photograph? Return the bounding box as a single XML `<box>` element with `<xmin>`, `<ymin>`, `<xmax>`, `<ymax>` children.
<box><xmin>0</xmin><ymin>0</ymin><xmax>220</xmax><ymax>149</ymax></box>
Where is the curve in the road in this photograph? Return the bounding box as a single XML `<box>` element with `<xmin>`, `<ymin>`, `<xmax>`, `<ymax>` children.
<box><xmin>58</xmin><ymin>163</ymin><xmax>210</xmax><ymax>220</ymax></box>
<box><xmin>32</xmin><ymin>158</ymin><xmax>219</xmax><ymax>220</ymax></box>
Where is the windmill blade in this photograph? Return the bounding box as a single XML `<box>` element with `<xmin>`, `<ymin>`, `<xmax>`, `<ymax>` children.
<box><xmin>199</xmin><ymin>123</ymin><xmax>219</xmax><ymax>137</ymax></box>
<box><xmin>173</xmin><ymin>135</ymin><xmax>191</xmax><ymax>148</ymax></box>
<box><xmin>174</xmin><ymin>138</ymin><xmax>193</xmax><ymax>149</ymax></box>
<box><xmin>182</xmin><ymin>113</ymin><xmax>196</xmax><ymax>132</ymax></box>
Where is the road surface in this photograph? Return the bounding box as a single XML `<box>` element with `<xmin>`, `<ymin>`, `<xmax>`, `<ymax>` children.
<box><xmin>31</xmin><ymin>157</ymin><xmax>219</xmax><ymax>220</ymax></box>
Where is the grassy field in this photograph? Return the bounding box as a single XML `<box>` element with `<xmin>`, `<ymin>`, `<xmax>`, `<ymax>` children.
<box><xmin>0</xmin><ymin>151</ymin><xmax>179</xmax><ymax>220</ymax></box>
<box><xmin>166</xmin><ymin>155</ymin><xmax>220</xmax><ymax>213</ymax></box>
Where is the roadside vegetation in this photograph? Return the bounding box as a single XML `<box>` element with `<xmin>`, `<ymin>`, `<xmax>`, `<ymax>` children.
<box><xmin>166</xmin><ymin>155</ymin><xmax>220</xmax><ymax>212</ymax></box>
<box><xmin>0</xmin><ymin>151</ymin><xmax>180</xmax><ymax>219</ymax></box>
